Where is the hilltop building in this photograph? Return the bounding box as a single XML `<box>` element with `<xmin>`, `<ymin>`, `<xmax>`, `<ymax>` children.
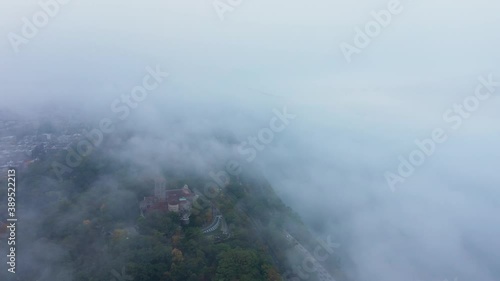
<box><xmin>140</xmin><ymin>178</ymin><xmax>195</xmax><ymax>223</ymax></box>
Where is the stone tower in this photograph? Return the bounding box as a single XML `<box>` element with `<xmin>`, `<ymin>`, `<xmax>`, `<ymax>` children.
<box><xmin>154</xmin><ymin>177</ymin><xmax>167</xmax><ymax>201</ymax></box>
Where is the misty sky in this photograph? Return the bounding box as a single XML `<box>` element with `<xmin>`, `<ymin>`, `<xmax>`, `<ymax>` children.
<box><xmin>1</xmin><ymin>0</ymin><xmax>500</xmax><ymax>281</ymax></box>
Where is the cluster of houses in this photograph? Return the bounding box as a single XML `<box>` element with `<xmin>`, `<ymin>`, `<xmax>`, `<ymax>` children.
<box><xmin>0</xmin><ymin>119</ymin><xmax>83</xmax><ymax>176</ymax></box>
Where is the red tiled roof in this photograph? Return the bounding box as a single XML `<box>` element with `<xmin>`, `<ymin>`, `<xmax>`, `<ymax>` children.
<box><xmin>140</xmin><ymin>188</ymin><xmax>193</xmax><ymax>213</ymax></box>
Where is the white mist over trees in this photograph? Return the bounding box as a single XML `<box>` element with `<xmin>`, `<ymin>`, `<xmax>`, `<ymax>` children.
<box><xmin>1</xmin><ymin>0</ymin><xmax>500</xmax><ymax>280</ymax></box>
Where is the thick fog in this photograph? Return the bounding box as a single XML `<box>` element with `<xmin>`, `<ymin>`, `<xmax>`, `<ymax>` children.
<box><xmin>1</xmin><ymin>0</ymin><xmax>500</xmax><ymax>280</ymax></box>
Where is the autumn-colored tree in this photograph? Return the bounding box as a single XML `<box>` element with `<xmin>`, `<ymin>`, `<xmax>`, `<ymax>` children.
<box><xmin>204</xmin><ymin>210</ymin><xmax>213</xmax><ymax>224</ymax></box>
<box><xmin>112</xmin><ymin>229</ymin><xmax>126</xmax><ymax>242</ymax></box>
<box><xmin>172</xmin><ymin>248</ymin><xmax>184</xmax><ymax>263</ymax></box>
<box><xmin>263</xmin><ymin>265</ymin><xmax>282</xmax><ymax>281</ymax></box>
<box><xmin>172</xmin><ymin>232</ymin><xmax>181</xmax><ymax>247</ymax></box>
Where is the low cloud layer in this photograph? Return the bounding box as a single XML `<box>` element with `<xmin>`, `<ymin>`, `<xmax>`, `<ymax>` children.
<box><xmin>1</xmin><ymin>1</ymin><xmax>500</xmax><ymax>280</ymax></box>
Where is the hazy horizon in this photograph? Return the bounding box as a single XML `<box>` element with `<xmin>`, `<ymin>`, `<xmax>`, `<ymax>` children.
<box><xmin>1</xmin><ymin>1</ymin><xmax>500</xmax><ymax>280</ymax></box>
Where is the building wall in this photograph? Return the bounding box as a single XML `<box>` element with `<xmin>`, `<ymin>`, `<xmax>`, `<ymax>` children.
<box><xmin>168</xmin><ymin>204</ymin><xmax>179</xmax><ymax>212</ymax></box>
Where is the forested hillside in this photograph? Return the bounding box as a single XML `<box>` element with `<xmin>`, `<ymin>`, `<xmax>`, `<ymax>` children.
<box><xmin>0</xmin><ymin>135</ymin><xmax>345</xmax><ymax>281</ymax></box>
